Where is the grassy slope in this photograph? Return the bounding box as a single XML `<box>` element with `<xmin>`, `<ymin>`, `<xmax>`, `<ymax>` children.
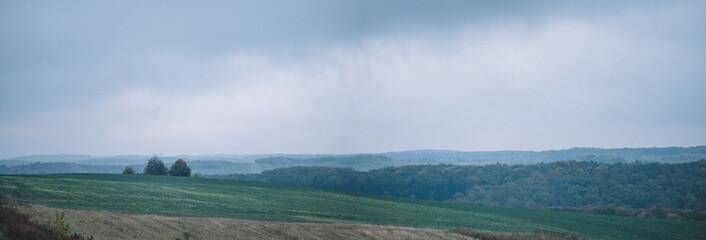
<box><xmin>0</xmin><ymin>174</ymin><xmax>703</xmax><ymax>240</ymax></box>
<box><xmin>18</xmin><ymin>204</ymin><xmax>472</xmax><ymax>240</ymax></box>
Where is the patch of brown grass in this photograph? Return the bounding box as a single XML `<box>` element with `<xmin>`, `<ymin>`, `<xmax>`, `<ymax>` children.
<box><xmin>449</xmin><ymin>228</ymin><xmax>589</xmax><ymax>240</ymax></box>
<box><xmin>0</xmin><ymin>203</ymin><xmax>89</xmax><ymax>240</ymax></box>
<box><xmin>16</xmin><ymin>204</ymin><xmax>475</xmax><ymax>240</ymax></box>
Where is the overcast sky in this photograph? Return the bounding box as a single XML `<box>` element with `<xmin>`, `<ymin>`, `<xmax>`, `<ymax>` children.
<box><xmin>1</xmin><ymin>1</ymin><xmax>705</xmax><ymax>157</ymax></box>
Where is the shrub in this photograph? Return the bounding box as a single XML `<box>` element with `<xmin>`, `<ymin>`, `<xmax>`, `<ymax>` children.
<box><xmin>122</xmin><ymin>167</ymin><xmax>135</xmax><ymax>175</ymax></box>
<box><xmin>46</xmin><ymin>211</ymin><xmax>70</xmax><ymax>235</ymax></box>
<box><xmin>175</xmin><ymin>231</ymin><xmax>191</xmax><ymax>240</ymax></box>
<box><xmin>144</xmin><ymin>156</ymin><xmax>168</xmax><ymax>175</ymax></box>
<box><xmin>169</xmin><ymin>159</ymin><xmax>191</xmax><ymax>177</ymax></box>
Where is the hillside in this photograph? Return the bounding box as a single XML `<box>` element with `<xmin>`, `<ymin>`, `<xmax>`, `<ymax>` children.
<box><xmin>0</xmin><ymin>174</ymin><xmax>704</xmax><ymax>239</ymax></box>
<box><xmin>16</xmin><ymin>204</ymin><xmax>473</xmax><ymax>240</ymax></box>
<box><xmin>0</xmin><ymin>160</ymin><xmax>258</xmax><ymax>175</ymax></box>
<box><xmin>223</xmin><ymin>160</ymin><xmax>706</xmax><ymax>220</ymax></box>
<box><xmin>254</xmin><ymin>155</ymin><xmax>407</xmax><ymax>171</ymax></box>
<box><xmin>0</xmin><ymin>162</ymin><xmax>125</xmax><ymax>174</ymax></box>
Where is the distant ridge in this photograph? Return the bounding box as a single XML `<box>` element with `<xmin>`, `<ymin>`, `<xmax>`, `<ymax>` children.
<box><xmin>380</xmin><ymin>146</ymin><xmax>706</xmax><ymax>164</ymax></box>
<box><xmin>6</xmin><ymin>154</ymin><xmax>92</xmax><ymax>163</ymax></box>
<box><xmin>2</xmin><ymin>146</ymin><xmax>704</xmax><ymax>175</ymax></box>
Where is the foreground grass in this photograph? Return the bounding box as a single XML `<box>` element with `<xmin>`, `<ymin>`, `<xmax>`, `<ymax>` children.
<box><xmin>0</xmin><ymin>174</ymin><xmax>704</xmax><ymax>240</ymax></box>
<box><xmin>0</xmin><ymin>203</ymin><xmax>88</xmax><ymax>240</ymax></box>
<box><xmin>17</xmin><ymin>204</ymin><xmax>472</xmax><ymax>240</ymax></box>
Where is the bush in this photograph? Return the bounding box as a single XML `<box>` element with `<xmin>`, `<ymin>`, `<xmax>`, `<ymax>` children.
<box><xmin>46</xmin><ymin>211</ymin><xmax>70</xmax><ymax>235</ymax></box>
<box><xmin>169</xmin><ymin>159</ymin><xmax>191</xmax><ymax>177</ymax></box>
<box><xmin>122</xmin><ymin>167</ymin><xmax>134</xmax><ymax>175</ymax></box>
<box><xmin>144</xmin><ymin>156</ymin><xmax>168</xmax><ymax>175</ymax></box>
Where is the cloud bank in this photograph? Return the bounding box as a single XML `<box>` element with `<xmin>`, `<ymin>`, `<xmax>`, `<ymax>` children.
<box><xmin>1</xmin><ymin>1</ymin><xmax>705</xmax><ymax>157</ymax></box>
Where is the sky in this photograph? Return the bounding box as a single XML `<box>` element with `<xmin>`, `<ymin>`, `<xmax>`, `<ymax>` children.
<box><xmin>1</xmin><ymin>1</ymin><xmax>705</xmax><ymax>157</ymax></box>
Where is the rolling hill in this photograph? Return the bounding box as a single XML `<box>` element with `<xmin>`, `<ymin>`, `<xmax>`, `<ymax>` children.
<box><xmin>0</xmin><ymin>174</ymin><xmax>704</xmax><ymax>239</ymax></box>
<box><xmin>223</xmin><ymin>160</ymin><xmax>706</xmax><ymax>220</ymax></box>
<box><xmin>2</xmin><ymin>146</ymin><xmax>705</xmax><ymax>175</ymax></box>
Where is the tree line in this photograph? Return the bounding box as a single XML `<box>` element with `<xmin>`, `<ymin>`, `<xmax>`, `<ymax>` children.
<box><xmin>122</xmin><ymin>156</ymin><xmax>191</xmax><ymax>177</ymax></box>
<box><xmin>220</xmin><ymin>159</ymin><xmax>706</xmax><ymax>220</ymax></box>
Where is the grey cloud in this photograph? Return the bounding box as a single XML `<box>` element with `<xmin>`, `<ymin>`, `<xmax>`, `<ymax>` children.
<box><xmin>0</xmin><ymin>1</ymin><xmax>705</xmax><ymax>157</ymax></box>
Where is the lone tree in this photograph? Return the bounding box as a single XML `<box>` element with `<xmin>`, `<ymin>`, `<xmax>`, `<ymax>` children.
<box><xmin>144</xmin><ymin>156</ymin><xmax>167</xmax><ymax>175</ymax></box>
<box><xmin>169</xmin><ymin>159</ymin><xmax>191</xmax><ymax>177</ymax></box>
<box><xmin>122</xmin><ymin>167</ymin><xmax>134</xmax><ymax>174</ymax></box>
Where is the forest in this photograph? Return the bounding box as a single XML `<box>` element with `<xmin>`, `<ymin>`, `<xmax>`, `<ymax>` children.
<box><xmin>221</xmin><ymin>159</ymin><xmax>706</xmax><ymax>220</ymax></box>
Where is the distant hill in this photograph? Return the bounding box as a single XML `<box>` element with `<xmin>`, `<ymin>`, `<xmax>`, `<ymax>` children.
<box><xmin>186</xmin><ymin>161</ymin><xmax>262</xmax><ymax>175</ymax></box>
<box><xmin>254</xmin><ymin>155</ymin><xmax>412</xmax><ymax>171</ymax></box>
<box><xmin>0</xmin><ymin>156</ymin><xmax>399</xmax><ymax>175</ymax></box>
<box><xmin>73</xmin><ymin>155</ymin><xmax>149</xmax><ymax>165</ymax></box>
<box><xmin>4</xmin><ymin>154</ymin><xmax>92</xmax><ymax>163</ymax></box>
<box><xmin>2</xmin><ymin>146</ymin><xmax>705</xmax><ymax>174</ymax></box>
<box><xmin>0</xmin><ymin>155</ymin><xmax>149</xmax><ymax>167</ymax></box>
<box><xmin>381</xmin><ymin>146</ymin><xmax>706</xmax><ymax>165</ymax></box>
<box><xmin>0</xmin><ymin>162</ymin><xmax>124</xmax><ymax>174</ymax></box>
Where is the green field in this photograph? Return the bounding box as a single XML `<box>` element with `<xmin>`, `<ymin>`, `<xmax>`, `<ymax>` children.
<box><xmin>0</xmin><ymin>174</ymin><xmax>704</xmax><ymax>240</ymax></box>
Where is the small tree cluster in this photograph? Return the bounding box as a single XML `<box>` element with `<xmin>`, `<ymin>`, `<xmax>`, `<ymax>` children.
<box><xmin>142</xmin><ymin>156</ymin><xmax>191</xmax><ymax>177</ymax></box>
<box><xmin>144</xmin><ymin>156</ymin><xmax>168</xmax><ymax>175</ymax></box>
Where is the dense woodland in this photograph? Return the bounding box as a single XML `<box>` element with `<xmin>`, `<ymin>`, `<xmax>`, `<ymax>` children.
<box><xmin>222</xmin><ymin>159</ymin><xmax>706</xmax><ymax>220</ymax></box>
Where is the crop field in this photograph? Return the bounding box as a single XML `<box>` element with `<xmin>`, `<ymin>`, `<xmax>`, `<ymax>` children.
<box><xmin>0</xmin><ymin>174</ymin><xmax>704</xmax><ymax>240</ymax></box>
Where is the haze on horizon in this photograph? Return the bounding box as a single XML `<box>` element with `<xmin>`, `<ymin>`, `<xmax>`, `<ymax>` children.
<box><xmin>1</xmin><ymin>1</ymin><xmax>705</xmax><ymax>158</ymax></box>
